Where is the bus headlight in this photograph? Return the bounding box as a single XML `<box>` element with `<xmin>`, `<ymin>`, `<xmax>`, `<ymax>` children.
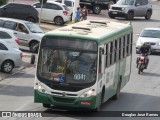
<box><xmin>80</xmin><ymin>89</ymin><xmax>95</xmax><ymax>98</ymax></box>
<box><xmin>38</xmin><ymin>84</ymin><xmax>46</xmax><ymax>93</ymax></box>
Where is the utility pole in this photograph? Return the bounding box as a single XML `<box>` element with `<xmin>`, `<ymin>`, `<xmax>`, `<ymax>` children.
<box><xmin>62</xmin><ymin>0</ymin><xmax>64</xmax><ymax>4</ymax></box>
<box><xmin>39</xmin><ymin>0</ymin><xmax>44</xmax><ymax>26</ymax></box>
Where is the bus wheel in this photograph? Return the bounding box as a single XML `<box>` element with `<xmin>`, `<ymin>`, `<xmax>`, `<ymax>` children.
<box><xmin>112</xmin><ymin>81</ymin><xmax>121</xmax><ymax>100</ymax></box>
<box><xmin>30</xmin><ymin>54</ymin><xmax>35</xmax><ymax>64</ymax></box>
<box><xmin>43</xmin><ymin>103</ymin><xmax>51</xmax><ymax>108</ymax></box>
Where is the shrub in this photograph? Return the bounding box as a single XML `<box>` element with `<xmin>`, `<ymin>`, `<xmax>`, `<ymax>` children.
<box><xmin>0</xmin><ymin>0</ymin><xmax>8</xmax><ymax>5</ymax></box>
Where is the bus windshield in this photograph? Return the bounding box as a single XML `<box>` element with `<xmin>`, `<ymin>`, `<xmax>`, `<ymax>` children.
<box><xmin>37</xmin><ymin>48</ymin><xmax>97</xmax><ymax>85</ymax></box>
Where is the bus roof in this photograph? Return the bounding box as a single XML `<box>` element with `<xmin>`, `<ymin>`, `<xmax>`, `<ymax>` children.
<box><xmin>45</xmin><ymin>20</ymin><xmax>133</xmax><ymax>44</ymax></box>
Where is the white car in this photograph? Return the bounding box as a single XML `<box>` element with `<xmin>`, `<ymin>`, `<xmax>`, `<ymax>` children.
<box><xmin>0</xmin><ymin>40</ymin><xmax>22</xmax><ymax>73</ymax></box>
<box><xmin>53</xmin><ymin>0</ymin><xmax>74</xmax><ymax>15</ymax></box>
<box><xmin>0</xmin><ymin>17</ymin><xmax>44</xmax><ymax>53</ymax></box>
<box><xmin>0</xmin><ymin>28</ymin><xmax>19</xmax><ymax>49</ymax></box>
<box><xmin>33</xmin><ymin>1</ymin><xmax>71</xmax><ymax>25</ymax></box>
<box><xmin>136</xmin><ymin>28</ymin><xmax>160</xmax><ymax>53</ymax></box>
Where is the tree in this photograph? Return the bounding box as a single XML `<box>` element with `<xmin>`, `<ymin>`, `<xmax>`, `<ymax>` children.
<box><xmin>0</xmin><ymin>0</ymin><xmax>8</xmax><ymax>5</ymax></box>
<box><xmin>39</xmin><ymin>0</ymin><xmax>47</xmax><ymax>3</ymax></box>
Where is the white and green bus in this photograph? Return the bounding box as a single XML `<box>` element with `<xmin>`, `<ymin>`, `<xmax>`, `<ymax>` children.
<box><xmin>34</xmin><ymin>20</ymin><xmax>133</xmax><ymax>111</ymax></box>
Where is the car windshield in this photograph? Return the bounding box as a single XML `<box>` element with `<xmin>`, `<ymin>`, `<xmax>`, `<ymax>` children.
<box><xmin>37</xmin><ymin>48</ymin><xmax>97</xmax><ymax>85</ymax></box>
<box><xmin>26</xmin><ymin>23</ymin><xmax>44</xmax><ymax>33</ymax></box>
<box><xmin>117</xmin><ymin>0</ymin><xmax>134</xmax><ymax>5</ymax></box>
<box><xmin>140</xmin><ymin>30</ymin><xmax>160</xmax><ymax>38</ymax></box>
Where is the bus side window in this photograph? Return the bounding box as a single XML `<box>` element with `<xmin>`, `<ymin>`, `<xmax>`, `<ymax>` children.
<box><xmin>105</xmin><ymin>44</ymin><xmax>108</xmax><ymax>67</ymax></box>
<box><xmin>112</xmin><ymin>41</ymin><xmax>115</xmax><ymax>64</ymax></box>
<box><xmin>123</xmin><ymin>36</ymin><xmax>126</xmax><ymax>58</ymax></box>
<box><xmin>119</xmin><ymin>38</ymin><xmax>122</xmax><ymax>60</ymax></box>
<box><xmin>107</xmin><ymin>43</ymin><xmax>110</xmax><ymax>67</ymax></box>
<box><xmin>126</xmin><ymin>34</ymin><xmax>130</xmax><ymax>56</ymax></box>
<box><xmin>99</xmin><ymin>49</ymin><xmax>102</xmax><ymax>73</ymax></box>
<box><xmin>114</xmin><ymin>40</ymin><xmax>118</xmax><ymax>63</ymax></box>
<box><xmin>130</xmin><ymin>33</ymin><xmax>133</xmax><ymax>54</ymax></box>
<box><xmin>116</xmin><ymin>39</ymin><xmax>119</xmax><ymax>62</ymax></box>
<box><xmin>110</xmin><ymin>42</ymin><xmax>113</xmax><ymax>65</ymax></box>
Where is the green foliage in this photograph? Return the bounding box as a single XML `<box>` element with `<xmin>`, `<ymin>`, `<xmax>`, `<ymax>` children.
<box><xmin>0</xmin><ymin>0</ymin><xmax>8</xmax><ymax>5</ymax></box>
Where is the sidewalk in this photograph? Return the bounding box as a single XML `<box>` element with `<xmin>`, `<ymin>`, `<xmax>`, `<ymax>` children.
<box><xmin>39</xmin><ymin>22</ymin><xmax>61</xmax><ymax>32</ymax></box>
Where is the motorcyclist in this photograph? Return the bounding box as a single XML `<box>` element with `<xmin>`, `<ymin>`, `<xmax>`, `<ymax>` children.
<box><xmin>138</xmin><ymin>43</ymin><xmax>151</xmax><ymax>69</ymax></box>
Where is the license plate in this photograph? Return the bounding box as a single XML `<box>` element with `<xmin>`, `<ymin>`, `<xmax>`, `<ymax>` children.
<box><xmin>112</xmin><ymin>12</ymin><xmax>117</xmax><ymax>14</ymax></box>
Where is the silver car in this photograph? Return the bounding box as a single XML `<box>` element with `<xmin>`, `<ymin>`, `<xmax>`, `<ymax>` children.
<box><xmin>0</xmin><ymin>17</ymin><xmax>44</xmax><ymax>53</ymax></box>
<box><xmin>108</xmin><ymin>0</ymin><xmax>152</xmax><ymax>20</ymax></box>
<box><xmin>0</xmin><ymin>40</ymin><xmax>22</xmax><ymax>73</ymax></box>
<box><xmin>0</xmin><ymin>28</ymin><xmax>19</xmax><ymax>49</ymax></box>
<box><xmin>136</xmin><ymin>28</ymin><xmax>160</xmax><ymax>54</ymax></box>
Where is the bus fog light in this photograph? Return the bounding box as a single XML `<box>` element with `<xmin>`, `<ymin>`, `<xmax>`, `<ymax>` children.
<box><xmin>42</xmin><ymin>89</ymin><xmax>45</xmax><ymax>93</ymax></box>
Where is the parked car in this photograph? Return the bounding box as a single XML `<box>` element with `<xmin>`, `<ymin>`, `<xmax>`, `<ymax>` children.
<box><xmin>136</xmin><ymin>28</ymin><xmax>160</xmax><ymax>54</ymax></box>
<box><xmin>80</xmin><ymin>0</ymin><xmax>117</xmax><ymax>14</ymax></box>
<box><xmin>0</xmin><ymin>28</ymin><xmax>19</xmax><ymax>49</ymax></box>
<box><xmin>33</xmin><ymin>1</ymin><xmax>71</xmax><ymax>25</ymax></box>
<box><xmin>0</xmin><ymin>3</ymin><xmax>39</xmax><ymax>23</ymax></box>
<box><xmin>53</xmin><ymin>0</ymin><xmax>74</xmax><ymax>19</ymax></box>
<box><xmin>108</xmin><ymin>0</ymin><xmax>152</xmax><ymax>20</ymax></box>
<box><xmin>0</xmin><ymin>40</ymin><xmax>22</xmax><ymax>73</ymax></box>
<box><xmin>0</xmin><ymin>17</ymin><xmax>44</xmax><ymax>53</ymax></box>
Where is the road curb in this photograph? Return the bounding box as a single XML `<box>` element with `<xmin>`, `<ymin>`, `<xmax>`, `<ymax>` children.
<box><xmin>0</xmin><ymin>63</ymin><xmax>31</xmax><ymax>82</ymax></box>
<box><xmin>0</xmin><ymin>53</ymin><xmax>36</xmax><ymax>81</ymax></box>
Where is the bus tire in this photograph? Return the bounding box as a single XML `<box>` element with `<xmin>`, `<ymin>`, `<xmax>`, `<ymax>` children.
<box><xmin>43</xmin><ymin>103</ymin><xmax>51</xmax><ymax>108</ymax></box>
<box><xmin>30</xmin><ymin>54</ymin><xmax>35</xmax><ymax>64</ymax></box>
<box><xmin>112</xmin><ymin>81</ymin><xmax>121</xmax><ymax>100</ymax></box>
<box><xmin>30</xmin><ymin>41</ymin><xmax>39</xmax><ymax>53</ymax></box>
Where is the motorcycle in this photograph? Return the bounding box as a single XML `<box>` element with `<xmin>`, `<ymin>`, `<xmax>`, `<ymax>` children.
<box><xmin>136</xmin><ymin>54</ymin><xmax>148</xmax><ymax>74</ymax></box>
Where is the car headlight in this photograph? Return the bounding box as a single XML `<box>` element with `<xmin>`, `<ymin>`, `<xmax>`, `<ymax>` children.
<box><xmin>121</xmin><ymin>7</ymin><xmax>125</xmax><ymax>10</ymax></box>
<box><xmin>80</xmin><ymin>89</ymin><xmax>95</xmax><ymax>98</ymax></box>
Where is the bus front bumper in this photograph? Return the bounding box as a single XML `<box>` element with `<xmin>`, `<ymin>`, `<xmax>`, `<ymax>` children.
<box><xmin>34</xmin><ymin>90</ymin><xmax>97</xmax><ymax>110</ymax></box>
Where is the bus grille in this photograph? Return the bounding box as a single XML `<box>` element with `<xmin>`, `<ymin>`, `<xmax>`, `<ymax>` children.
<box><xmin>52</xmin><ymin>97</ymin><xmax>75</xmax><ymax>103</ymax></box>
<box><xmin>45</xmin><ymin>83</ymin><xmax>87</xmax><ymax>92</ymax></box>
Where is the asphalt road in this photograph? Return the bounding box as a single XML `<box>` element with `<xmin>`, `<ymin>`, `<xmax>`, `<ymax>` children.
<box><xmin>0</xmin><ymin>3</ymin><xmax>160</xmax><ymax>120</ymax></box>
